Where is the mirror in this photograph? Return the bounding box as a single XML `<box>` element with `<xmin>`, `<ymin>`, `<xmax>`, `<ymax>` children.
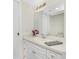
<box><xmin>34</xmin><ymin>0</ymin><xmax>64</xmax><ymax>38</ymax></box>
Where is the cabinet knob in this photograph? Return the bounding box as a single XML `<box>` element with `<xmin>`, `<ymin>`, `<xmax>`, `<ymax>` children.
<box><xmin>17</xmin><ymin>32</ymin><xmax>20</xmax><ymax>36</ymax></box>
<box><xmin>51</xmin><ymin>55</ymin><xmax>54</xmax><ymax>58</ymax></box>
<box><xmin>23</xmin><ymin>56</ymin><xmax>26</xmax><ymax>59</ymax></box>
<box><xmin>32</xmin><ymin>50</ymin><xmax>36</xmax><ymax>54</ymax></box>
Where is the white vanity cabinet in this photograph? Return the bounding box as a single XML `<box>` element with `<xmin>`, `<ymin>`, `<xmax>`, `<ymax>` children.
<box><xmin>23</xmin><ymin>39</ymin><xmax>46</xmax><ymax>59</ymax></box>
<box><xmin>23</xmin><ymin>39</ymin><xmax>65</xmax><ymax>59</ymax></box>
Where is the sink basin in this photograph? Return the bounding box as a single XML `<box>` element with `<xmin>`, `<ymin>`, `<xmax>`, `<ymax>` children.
<box><xmin>44</xmin><ymin>41</ymin><xmax>63</xmax><ymax>46</ymax></box>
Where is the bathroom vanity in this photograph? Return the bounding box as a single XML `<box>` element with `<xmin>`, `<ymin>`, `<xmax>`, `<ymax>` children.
<box><xmin>23</xmin><ymin>35</ymin><xmax>66</xmax><ymax>59</ymax></box>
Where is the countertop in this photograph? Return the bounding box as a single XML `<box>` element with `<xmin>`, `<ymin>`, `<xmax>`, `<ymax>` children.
<box><xmin>23</xmin><ymin>34</ymin><xmax>66</xmax><ymax>55</ymax></box>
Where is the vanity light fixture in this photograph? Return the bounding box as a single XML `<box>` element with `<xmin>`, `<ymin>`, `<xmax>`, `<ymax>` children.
<box><xmin>36</xmin><ymin>2</ymin><xmax>46</xmax><ymax>10</ymax></box>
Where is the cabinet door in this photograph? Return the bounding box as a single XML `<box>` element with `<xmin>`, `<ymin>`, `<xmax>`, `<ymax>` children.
<box><xmin>23</xmin><ymin>40</ymin><xmax>46</xmax><ymax>59</ymax></box>
<box><xmin>27</xmin><ymin>48</ymin><xmax>45</xmax><ymax>59</ymax></box>
<box><xmin>47</xmin><ymin>50</ymin><xmax>63</xmax><ymax>59</ymax></box>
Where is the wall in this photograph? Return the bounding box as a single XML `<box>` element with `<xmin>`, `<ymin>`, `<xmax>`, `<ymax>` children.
<box><xmin>49</xmin><ymin>13</ymin><xmax>64</xmax><ymax>35</ymax></box>
<box><xmin>22</xmin><ymin>1</ymin><xmax>34</xmax><ymax>35</ymax></box>
<box><xmin>34</xmin><ymin>12</ymin><xmax>43</xmax><ymax>34</ymax></box>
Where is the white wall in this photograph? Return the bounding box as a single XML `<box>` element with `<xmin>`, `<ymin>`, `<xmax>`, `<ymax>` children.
<box><xmin>49</xmin><ymin>13</ymin><xmax>64</xmax><ymax>35</ymax></box>
<box><xmin>22</xmin><ymin>1</ymin><xmax>34</xmax><ymax>35</ymax></box>
<box><xmin>34</xmin><ymin>12</ymin><xmax>43</xmax><ymax>34</ymax></box>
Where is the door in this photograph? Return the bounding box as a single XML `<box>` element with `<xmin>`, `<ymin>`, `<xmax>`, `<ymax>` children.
<box><xmin>13</xmin><ymin>1</ymin><xmax>22</xmax><ymax>59</ymax></box>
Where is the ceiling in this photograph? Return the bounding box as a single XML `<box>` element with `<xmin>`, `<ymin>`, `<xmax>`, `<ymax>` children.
<box><xmin>23</xmin><ymin>0</ymin><xmax>64</xmax><ymax>13</ymax></box>
<box><xmin>46</xmin><ymin>0</ymin><xmax>64</xmax><ymax>10</ymax></box>
<box><xmin>43</xmin><ymin>0</ymin><xmax>64</xmax><ymax>15</ymax></box>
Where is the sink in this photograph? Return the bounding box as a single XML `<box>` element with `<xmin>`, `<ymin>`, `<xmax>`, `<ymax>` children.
<box><xmin>44</xmin><ymin>41</ymin><xmax>63</xmax><ymax>46</ymax></box>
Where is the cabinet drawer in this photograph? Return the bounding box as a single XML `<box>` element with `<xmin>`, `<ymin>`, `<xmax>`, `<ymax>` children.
<box><xmin>28</xmin><ymin>42</ymin><xmax>46</xmax><ymax>57</ymax></box>
<box><xmin>26</xmin><ymin>42</ymin><xmax>46</xmax><ymax>59</ymax></box>
<box><xmin>23</xmin><ymin>39</ymin><xmax>46</xmax><ymax>58</ymax></box>
<box><xmin>31</xmin><ymin>46</ymin><xmax>46</xmax><ymax>56</ymax></box>
<box><xmin>31</xmin><ymin>43</ymin><xmax>46</xmax><ymax>54</ymax></box>
<box><xmin>47</xmin><ymin>50</ymin><xmax>63</xmax><ymax>59</ymax></box>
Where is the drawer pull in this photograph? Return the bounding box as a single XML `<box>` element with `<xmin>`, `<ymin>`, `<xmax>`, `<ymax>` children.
<box><xmin>32</xmin><ymin>51</ymin><xmax>36</xmax><ymax>54</ymax></box>
<box><xmin>51</xmin><ymin>55</ymin><xmax>54</xmax><ymax>58</ymax></box>
<box><xmin>24</xmin><ymin>48</ymin><xmax>26</xmax><ymax>50</ymax></box>
<box><xmin>23</xmin><ymin>56</ymin><xmax>26</xmax><ymax>59</ymax></box>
